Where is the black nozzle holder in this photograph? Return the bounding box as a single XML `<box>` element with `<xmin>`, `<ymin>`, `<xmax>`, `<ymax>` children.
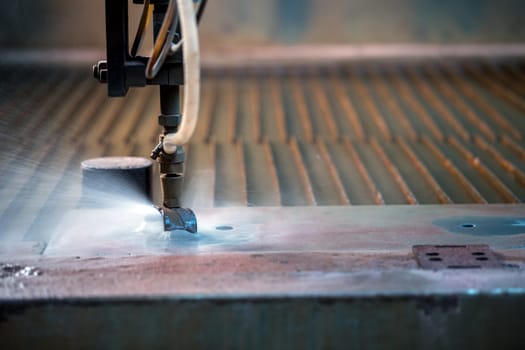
<box><xmin>159</xmin><ymin>206</ymin><xmax>197</xmax><ymax>233</ymax></box>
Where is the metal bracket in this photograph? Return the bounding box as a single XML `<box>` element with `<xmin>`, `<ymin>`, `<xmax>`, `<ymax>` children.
<box><xmin>412</xmin><ymin>244</ymin><xmax>503</xmax><ymax>270</ymax></box>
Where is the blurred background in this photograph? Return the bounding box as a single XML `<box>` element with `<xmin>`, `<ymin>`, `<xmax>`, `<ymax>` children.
<box><xmin>1</xmin><ymin>0</ymin><xmax>525</xmax><ymax>49</ymax></box>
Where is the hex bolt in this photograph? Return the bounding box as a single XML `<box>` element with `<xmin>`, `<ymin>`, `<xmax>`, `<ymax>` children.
<box><xmin>93</xmin><ymin>60</ymin><xmax>108</xmax><ymax>83</ymax></box>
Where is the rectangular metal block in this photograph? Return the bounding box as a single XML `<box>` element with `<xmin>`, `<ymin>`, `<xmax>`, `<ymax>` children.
<box><xmin>413</xmin><ymin>244</ymin><xmax>503</xmax><ymax>270</ymax></box>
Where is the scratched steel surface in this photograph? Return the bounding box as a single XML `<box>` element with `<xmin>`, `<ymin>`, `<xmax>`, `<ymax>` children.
<box><xmin>0</xmin><ymin>58</ymin><xmax>525</xmax><ymax>243</ymax></box>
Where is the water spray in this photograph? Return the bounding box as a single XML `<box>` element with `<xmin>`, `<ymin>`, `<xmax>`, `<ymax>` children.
<box><xmin>81</xmin><ymin>156</ymin><xmax>196</xmax><ymax>234</ymax></box>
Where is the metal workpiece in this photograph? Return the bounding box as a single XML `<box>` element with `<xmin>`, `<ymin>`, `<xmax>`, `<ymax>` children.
<box><xmin>4</xmin><ymin>203</ymin><xmax>525</xmax><ymax>347</ymax></box>
<box><xmin>160</xmin><ymin>206</ymin><xmax>197</xmax><ymax>233</ymax></box>
<box><xmin>3</xmin><ymin>206</ymin><xmax>525</xmax><ymax>350</ymax></box>
<box><xmin>43</xmin><ymin>205</ymin><xmax>525</xmax><ymax>257</ymax></box>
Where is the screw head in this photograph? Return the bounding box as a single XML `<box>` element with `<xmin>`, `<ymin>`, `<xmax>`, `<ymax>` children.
<box><xmin>93</xmin><ymin>60</ymin><xmax>108</xmax><ymax>83</ymax></box>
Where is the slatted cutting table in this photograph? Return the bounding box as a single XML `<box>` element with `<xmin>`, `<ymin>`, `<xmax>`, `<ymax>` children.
<box><xmin>1</xmin><ymin>50</ymin><xmax>525</xmax><ymax>348</ymax></box>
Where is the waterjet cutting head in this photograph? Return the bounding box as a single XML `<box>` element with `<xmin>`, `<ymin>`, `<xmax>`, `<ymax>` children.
<box><xmin>158</xmin><ymin>206</ymin><xmax>197</xmax><ymax>233</ymax></box>
<box><xmin>93</xmin><ymin>0</ymin><xmax>207</xmax><ymax>236</ymax></box>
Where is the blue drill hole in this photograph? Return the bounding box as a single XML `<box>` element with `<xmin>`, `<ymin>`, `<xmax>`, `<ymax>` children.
<box><xmin>216</xmin><ymin>225</ymin><xmax>233</xmax><ymax>231</ymax></box>
<box><xmin>461</xmin><ymin>223</ymin><xmax>476</xmax><ymax>228</ymax></box>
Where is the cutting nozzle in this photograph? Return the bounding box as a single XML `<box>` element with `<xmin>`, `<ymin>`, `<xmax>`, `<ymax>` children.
<box><xmin>157</xmin><ymin>206</ymin><xmax>197</xmax><ymax>233</ymax></box>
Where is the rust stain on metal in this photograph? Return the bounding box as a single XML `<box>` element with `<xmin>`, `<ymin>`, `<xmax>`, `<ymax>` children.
<box><xmin>387</xmin><ymin>67</ymin><xmax>444</xmax><ymax>141</ymax></box>
<box><xmin>448</xmin><ymin>136</ymin><xmax>520</xmax><ymax>203</ymax></box>
<box><xmin>310</xmin><ymin>75</ymin><xmax>339</xmax><ymax>141</ymax></box>
<box><xmin>465</xmin><ymin>63</ymin><xmax>525</xmax><ymax>114</ymax></box>
<box><xmin>396</xmin><ymin>137</ymin><xmax>452</xmax><ymax>204</ymax></box>
<box><xmin>369</xmin><ymin>67</ymin><xmax>418</xmax><ymax>141</ymax></box>
<box><xmin>440</xmin><ymin>65</ymin><xmax>521</xmax><ymax>141</ymax></box>
<box><xmin>247</xmin><ymin>78</ymin><xmax>262</xmax><ymax>141</ymax></box>
<box><xmin>224</xmin><ymin>78</ymin><xmax>238</xmax><ymax>143</ymax></box>
<box><xmin>289</xmin><ymin>137</ymin><xmax>316</xmax><ymax>205</ymax></box>
<box><xmin>236</xmin><ymin>141</ymin><xmax>248</xmax><ymax>206</ymax></box>
<box><xmin>269</xmin><ymin>78</ymin><xmax>288</xmax><ymax>142</ymax></box>
<box><xmin>329</xmin><ymin>68</ymin><xmax>366</xmax><ymax>141</ymax></box>
<box><xmin>501</xmin><ymin>135</ymin><xmax>525</xmax><ymax>161</ymax></box>
<box><xmin>316</xmin><ymin>139</ymin><xmax>351</xmax><ymax>205</ymax></box>
<box><xmin>474</xmin><ymin>136</ymin><xmax>525</xmax><ymax>187</ymax></box>
<box><xmin>424</xmin><ymin>66</ymin><xmax>497</xmax><ymax>142</ymax></box>
<box><xmin>263</xmin><ymin>142</ymin><xmax>282</xmax><ymax>206</ymax></box>
<box><xmin>404</xmin><ymin>67</ymin><xmax>471</xmax><ymax>141</ymax></box>
<box><xmin>290</xmin><ymin>77</ymin><xmax>314</xmax><ymax>142</ymax></box>
<box><xmin>421</xmin><ymin>136</ymin><xmax>487</xmax><ymax>204</ymax></box>
<box><xmin>350</xmin><ymin>69</ymin><xmax>392</xmax><ymax>141</ymax></box>
<box><xmin>342</xmin><ymin>139</ymin><xmax>384</xmax><ymax>205</ymax></box>
<box><xmin>493</xmin><ymin>63</ymin><xmax>525</xmax><ymax>97</ymax></box>
<box><xmin>370</xmin><ymin>138</ymin><xmax>418</xmax><ymax>204</ymax></box>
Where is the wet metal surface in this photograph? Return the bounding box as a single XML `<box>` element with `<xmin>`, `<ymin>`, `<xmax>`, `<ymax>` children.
<box><xmin>433</xmin><ymin>216</ymin><xmax>525</xmax><ymax>236</ymax></box>
<box><xmin>42</xmin><ymin>205</ymin><xmax>525</xmax><ymax>257</ymax></box>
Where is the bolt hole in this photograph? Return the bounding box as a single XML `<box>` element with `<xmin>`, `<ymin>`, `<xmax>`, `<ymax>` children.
<box><xmin>475</xmin><ymin>257</ymin><xmax>489</xmax><ymax>261</ymax></box>
<box><xmin>216</xmin><ymin>225</ymin><xmax>233</xmax><ymax>231</ymax></box>
<box><xmin>471</xmin><ymin>252</ymin><xmax>485</xmax><ymax>256</ymax></box>
<box><xmin>429</xmin><ymin>257</ymin><xmax>443</xmax><ymax>261</ymax></box>
<box><xmin>425</xmin><ymin>252</ymin><xmax>439</xmax><ymax>256</ymax></box>
<box><xmin>460</xmin><ymin>223</ymin><xmax>476</xmax><ymax>228</ymax></box>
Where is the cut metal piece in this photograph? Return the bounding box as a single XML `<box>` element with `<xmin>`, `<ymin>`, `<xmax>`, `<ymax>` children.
<box><xmin>413</xmin><ymin>244</ymin><xmax>503</xmax><ymax>270</ymax></box>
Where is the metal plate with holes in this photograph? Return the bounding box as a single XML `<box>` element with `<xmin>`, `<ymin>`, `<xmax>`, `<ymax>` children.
<box><xmin>412</xmin><ymin>244</ymin><xmax>503</xmax><ymax>270</ymax></box>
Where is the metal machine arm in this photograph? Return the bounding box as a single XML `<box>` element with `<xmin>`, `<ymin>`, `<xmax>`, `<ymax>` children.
<box><xmin>93</xmin><ymin>0</ymin><xmax>206</xmax><ymax>233</ymax></box>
